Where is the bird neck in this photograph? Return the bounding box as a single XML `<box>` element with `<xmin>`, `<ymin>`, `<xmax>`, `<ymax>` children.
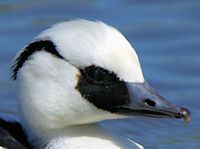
<box><xmin>31</xmin><ymin>123</ymin><xmax>123</xmax><ymax>149</ymax></box>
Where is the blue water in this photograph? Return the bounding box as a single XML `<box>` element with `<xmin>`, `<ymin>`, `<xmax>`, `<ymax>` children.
<box><xmin>0</xmin><ymin>0</ymin><xmax>199</xmax><ymax>148</ymax></box>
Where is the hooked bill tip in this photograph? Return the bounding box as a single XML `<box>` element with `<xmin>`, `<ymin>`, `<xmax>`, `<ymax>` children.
<box><xmin>180</xmin><ymin>107</ymin><xmax>191</xmax><ymax>122</ymax></box>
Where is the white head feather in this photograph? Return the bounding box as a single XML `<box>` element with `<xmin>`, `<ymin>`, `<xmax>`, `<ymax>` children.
<box><xmin>14</xmin><ymin>20</ymin><xmax>145</xmax><ymax>147</ymax></box>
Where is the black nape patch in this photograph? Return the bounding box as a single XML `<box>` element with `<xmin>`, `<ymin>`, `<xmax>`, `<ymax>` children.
<box><xmin>76</xmin><ymin>65</ymin><xmax>129</xmax><ymax>113</ymax></box>
<box><xmin>12</xmin><ymin>40</ymin><xmax>64</xmax><ymax>80</ymax></box>
<box><xmin>0</xmin><ymin>118</ymin><xmax>32</xmax><ymax>149</ymax></box>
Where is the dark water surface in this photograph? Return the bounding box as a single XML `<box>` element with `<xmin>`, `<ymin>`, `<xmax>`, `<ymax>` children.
<box><xmin>0</xmin><ymin>0</ymin><xmax>199</xmax><ymax>148</ymax></box>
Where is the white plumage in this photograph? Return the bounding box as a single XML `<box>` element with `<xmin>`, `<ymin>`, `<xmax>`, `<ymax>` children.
<box><xmin>11</xmin><ymin>19</ymin><xmax>190</xmax><ymax>149</ymax></box>
<box><xmin>16</xmin><ymin>20</ymin><xmax>144</xmax><ymax>149</ymax></box>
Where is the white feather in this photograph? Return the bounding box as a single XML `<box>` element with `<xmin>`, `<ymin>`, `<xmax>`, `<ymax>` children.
<box><xmin>15</xmin><ymin>19</ymin><xmax>144</xmax><ymax>149</ymax></box>
<box><xmin>37</xmin><ymin>20</ymin><xmax>144</xmax><ymax>83</ymax></box>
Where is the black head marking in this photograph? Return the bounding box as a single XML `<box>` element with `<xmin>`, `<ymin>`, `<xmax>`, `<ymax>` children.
<box><xmin>12</xmin><ymin>40</ymin><xmax>64</xmax><ymax>80</ymax></box>
<box><xmin>76</xmin><ymin>65</ymin><xmax>130</xmax><ymax>113</ymax></box>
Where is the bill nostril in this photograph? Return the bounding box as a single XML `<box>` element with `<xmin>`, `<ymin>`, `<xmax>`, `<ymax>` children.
<box><xmin>144</xmin><ymin>99</ymin><xmax>156</xmax><ymax>107</ymax></box>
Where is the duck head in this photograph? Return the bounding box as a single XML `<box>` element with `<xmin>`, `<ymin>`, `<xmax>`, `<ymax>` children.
<box><xmin>12</xmin><ymin>20</ymin><xmax>191</xmax><ymax>137</ymax></box>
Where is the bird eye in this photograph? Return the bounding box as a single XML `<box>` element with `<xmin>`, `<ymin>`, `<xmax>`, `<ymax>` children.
<box><xmin>87</xmin><ymin>68</ymin><xmax>105</xmax><ymax>83</ymax></box>
<box><xmin>81</xmin><ymin>66</ymin><xmax>119</xmax><ymax>85</ymax></box>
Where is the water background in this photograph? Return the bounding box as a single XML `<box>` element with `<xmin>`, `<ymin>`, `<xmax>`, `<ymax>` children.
<box><xmin>0</xmin><ymin>0</ymin><xmax>199</xmax><ymax>148</ymax></box>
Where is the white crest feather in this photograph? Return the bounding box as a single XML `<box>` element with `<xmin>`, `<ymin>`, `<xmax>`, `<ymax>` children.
<box><xmin>15</xmin><ymin>19</ymin><xmax>144</xmax><ymax>149</ymax></box>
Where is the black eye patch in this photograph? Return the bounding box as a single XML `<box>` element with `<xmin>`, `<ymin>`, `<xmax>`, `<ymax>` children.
<box><xmin>76</xmin><ymin>66</ymin><xmax>129</xmax><ymax>112</ymax></box>
<box><xmin>80</xmin><ymin>66</ymin><xmax>119</xmax><ymax>85</ymax></box>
